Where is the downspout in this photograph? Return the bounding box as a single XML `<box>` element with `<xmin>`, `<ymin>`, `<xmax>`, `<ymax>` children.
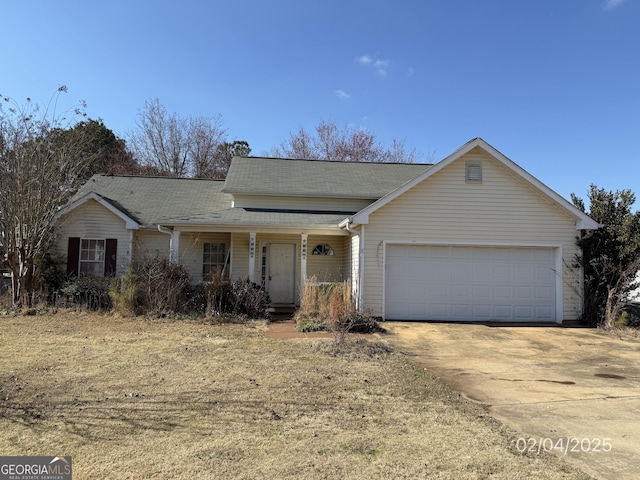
<box><xmin>157</xmin><ymin>225</ymin><xmax>175</xmax><ymax>262</ymax></box>
<box><xmin>128</xmin><ymin>231</ymin><xmax>134</xmax><ymax>265</ymax></box>
<box><xmin>341</xmin><ymin>218</ymin><xmax>362</xmax><ymax>312</ymax></box>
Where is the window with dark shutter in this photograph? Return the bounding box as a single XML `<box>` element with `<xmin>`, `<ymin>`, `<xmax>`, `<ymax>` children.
<box><xmin>67</xmin><ymin>237</ymin><xmax>81</xmax><ymax>277</ymax></box>
<box><xmin>79</xmin><ymin>239</ymin><xmax>106</xmax><ymax>276</ymax></box>
<box><xmin>105</xmin><ymin>239</ymin><xmax>117</xmax><ymax>276</ymax></box>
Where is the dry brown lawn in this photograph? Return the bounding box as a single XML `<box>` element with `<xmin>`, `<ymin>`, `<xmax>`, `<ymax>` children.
<box><xmin>0</xmin><ymin>311</ymin><xmax>589</xmax><ymax>479</ymax></box>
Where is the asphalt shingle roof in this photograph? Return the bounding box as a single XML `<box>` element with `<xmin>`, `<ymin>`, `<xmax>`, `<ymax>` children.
<box><xmin>72</xmin><ymin>159</ymin><xmax>433</xmax><ymax>229</ymax></box>
<box><xmin>72</xmin><ymin>175</ymin><xmax>230</xmax><ymax>227</ymax></box>
<box><xmin>223</xmin><ymin>157</ymin><xmax>432</xmax><ymax>198</ymax></box>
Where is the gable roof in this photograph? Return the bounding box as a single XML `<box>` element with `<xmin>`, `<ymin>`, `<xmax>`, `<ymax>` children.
<box><xmin>223</xmin><ymin>157</ymin><xmax>432</xmax><ymax>198</ymax></box>
<box><xmin>349</xmin><ymin>138</ymin><xmax>600</xmax><ymax>230</ymax></box>
<box><xmin>58</xmin><ymin>192</ymin><xmax>142</xmax><ymax>229</ymax></box>
<box><xmin>67</xmin><ymin>175</ymin><xmax>230</xmax><ymax>228</ymax></box>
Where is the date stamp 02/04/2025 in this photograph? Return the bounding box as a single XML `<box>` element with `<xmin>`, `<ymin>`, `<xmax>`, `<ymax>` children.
<box><xmin>516</xmin><ymin>437</ymin><xmax>612</xmax><ymax>455</ymax></box>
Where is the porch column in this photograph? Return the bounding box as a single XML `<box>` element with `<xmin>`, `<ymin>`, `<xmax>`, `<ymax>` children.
<box><xmin>170</xmin><ymin>230</ymin><xmax>180</xmax><ymax>263</ymax></box>
<box><xmin>248</xmin><ymin>232</ymin><xmax>256</xmax><ymax>282</ymax></box>
<box><xmin>300</xmin><ymin>233</ymin><xmax>308</xmax><ymax>286</ymax></box>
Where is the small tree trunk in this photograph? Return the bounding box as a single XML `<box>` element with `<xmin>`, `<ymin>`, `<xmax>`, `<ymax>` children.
<box><xmin>604</xmin><ymin>286</ymin><xmax>620</xmax><ymax>330</ymax></box>
<box><xmin>10</xmin><ymin>270</ymin><xmax>22</xmax><ymax>309</ymax></box>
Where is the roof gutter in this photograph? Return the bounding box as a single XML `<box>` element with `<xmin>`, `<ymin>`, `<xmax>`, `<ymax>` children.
<box><xmin>339</xmin><ymin>217</ymin><xmax>356</xmax><ymax>231</ymax></box>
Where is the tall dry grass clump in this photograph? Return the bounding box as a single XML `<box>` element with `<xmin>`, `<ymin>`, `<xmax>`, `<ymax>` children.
<box><xmin>296</xmin><ymin>276</ymin><xmax>361</xmax><ymax>342</ymax></box>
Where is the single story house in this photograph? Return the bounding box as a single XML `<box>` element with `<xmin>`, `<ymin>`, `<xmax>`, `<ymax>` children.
<box><xmin>56</xmin><ymin>138</ymin><xmax>599</xmax><ymax>323</ymax></box>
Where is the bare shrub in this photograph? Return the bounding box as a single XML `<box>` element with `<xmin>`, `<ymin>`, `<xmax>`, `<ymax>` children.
<box><xmin>203</xmin><ymin>274</ymin><xmax>270</xmax><ymax>319</ymax></box>
<box><xmin>132</xmin><ymin>258</ymin><xmax>191</xmax><ymax>316</ymax></box>
<box><xmin>204</xmin><ymin>271</ymin><xmax>232</xmax><ymax>316</ymax></box>
<box><xmin>230</xmin><ymin>278</ymin><xmax>270</xmax><ymax>318</ymax></box>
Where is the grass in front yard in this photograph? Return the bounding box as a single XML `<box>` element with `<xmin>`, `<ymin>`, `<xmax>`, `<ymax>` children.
<box><xmin>0</xmin><ymin>312</ymin><xmax>587</xmax><ymax>479</ymax></box>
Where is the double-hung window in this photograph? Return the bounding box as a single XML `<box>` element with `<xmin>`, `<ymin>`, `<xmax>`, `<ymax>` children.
<box><xmin>203</xmin><ymin>243</ymin><xmax>226</xmax><ymax>280</ymax></box>
<box><xmin>67</xmin><ymin>237</ymin><xmax>117</xmax><ymax>277</ymax></box>
<box><xmin>80</xmin><ymin>239</ymin><xmax>106</xmax><ymax>276</ymax></box>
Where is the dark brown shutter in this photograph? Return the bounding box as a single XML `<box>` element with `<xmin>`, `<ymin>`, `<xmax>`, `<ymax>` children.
<box><xmin>105</xmin><ymin>239</ymin><xmax>117</xmax><ymax>277</ymax></box>
<box><xmin>67</xmin><ymin>237</ymin><xmax>80</xmax><ymax>277</ymax></box>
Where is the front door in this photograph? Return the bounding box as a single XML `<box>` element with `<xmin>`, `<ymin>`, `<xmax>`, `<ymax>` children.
<box><xmin>268</xmin><ymin>243</ymin><xmax>296</xmax><ymax>304</ymax></box>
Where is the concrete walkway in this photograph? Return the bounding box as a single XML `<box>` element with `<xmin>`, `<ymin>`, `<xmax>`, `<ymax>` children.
<box><xmin>265</xmin><ymin>318</ymin><xmax>334</xmax><ymax>339</ymax></box>
<box><xmin>384</xmin><ymin>322</ymin><xmax>640</xmax><ymax>480</ymax></box>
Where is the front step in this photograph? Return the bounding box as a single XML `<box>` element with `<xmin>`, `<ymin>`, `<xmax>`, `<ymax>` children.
<box><xmin>268</xmin><ymin>304</ymin><xmax>296</xmax><ymax>320</ymax></box>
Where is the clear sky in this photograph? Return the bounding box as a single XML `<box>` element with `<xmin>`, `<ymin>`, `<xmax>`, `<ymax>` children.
<box><xmin>1</xmin><ymin>0</ymin><xmax>638</xmax><ymax>206</ymax></box>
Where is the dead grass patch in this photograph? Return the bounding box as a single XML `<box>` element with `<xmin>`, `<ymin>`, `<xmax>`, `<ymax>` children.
<box><xmin>0</xmin><ymin>311</ymin><xmax>588</xmax><ymax>479</ymax></box>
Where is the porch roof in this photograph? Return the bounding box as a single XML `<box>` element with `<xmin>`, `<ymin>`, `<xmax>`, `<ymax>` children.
<box><xmin>158</xmin><ymin>207</ymin><xmax>349</xmax><ymax>232</ymax></box>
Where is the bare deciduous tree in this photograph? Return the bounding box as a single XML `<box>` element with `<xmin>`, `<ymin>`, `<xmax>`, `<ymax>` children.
<box><xmin>129</xmin><ymin>98</ymin><xmax>227</xmax><ymax>177</ymax></box>
<box><xmin>272</xmin><ymin>119</ymin><xmax>419</xmax><ymax>163</ymax></box>
<box><xmin>197</xmin><ymin>140</ymin><xmax>251</xmax><ymax>179</ymax></box>
<box><xmin>190</xmin><ymin>116</ymin><xmax>228</xmax><ymax>178</ymax></box>
<box><xmin>0</xmin><ymin>87</ymin><xmax>94</xmax><ymax>307</ymax></box>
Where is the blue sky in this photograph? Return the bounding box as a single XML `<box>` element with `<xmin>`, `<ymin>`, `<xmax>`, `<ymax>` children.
<box><xmin>2</xmin><ymin>0</ymin><xmax>638</xmax><ymax>206</ymax></box>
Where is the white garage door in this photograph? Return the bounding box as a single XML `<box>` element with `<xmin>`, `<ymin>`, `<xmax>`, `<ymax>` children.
<box><xmin>385</xmin><ymin>245</ymin><xmax>557</xmax><ymax>322</ymax></box>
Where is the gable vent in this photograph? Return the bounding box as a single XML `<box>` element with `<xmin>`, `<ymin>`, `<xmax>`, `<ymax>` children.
<box><xmin>465</xmin><ymin>161</ymin><xmax>482</xmax><ymax>183</ymax></box>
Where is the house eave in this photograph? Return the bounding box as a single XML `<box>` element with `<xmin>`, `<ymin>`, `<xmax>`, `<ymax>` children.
<box><xmin>161</xmin><ymin>223</ymin><xmax>349</xmax><ymax>236</ymax></box>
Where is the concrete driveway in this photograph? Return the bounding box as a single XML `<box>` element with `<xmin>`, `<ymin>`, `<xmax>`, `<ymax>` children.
<box><xmin>385</xmin><ymin>322</ymin><xmax>640</xmax><ymax>480</ymax></box>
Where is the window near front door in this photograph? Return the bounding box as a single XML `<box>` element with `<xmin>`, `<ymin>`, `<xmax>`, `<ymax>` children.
<box><xmin>203</xmin><ymin>242</ymin><xmax>226</xmax><ymax>280</ymax></box>
<box><xmin>261</xmin><ymin>245</ymin><xmax>267</xmax><ymax>288</ymax></box>
<box><xmin>312</xmin><ymin>243</ymin><xmax>334</xmax><ymax>255</ymax></box>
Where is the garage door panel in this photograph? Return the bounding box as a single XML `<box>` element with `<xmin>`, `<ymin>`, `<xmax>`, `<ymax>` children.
<box><xmin>535</xmin><ymin>266</ymin><xmax>554</xmax><ymax>281</ymax></box>
<box><xmin>494</xmin><ymin>305</ymin><xmax>513</xmax><ymax>319</ymax></box>
<box><xmin>431</xmin><ymin>304</ymin><xmax>450</xmax><ymax>317</ymax></box>
<box><xmin>472</xmin><ymin>264</ymin><xmax>491</xmax><ymax>280</ymax></box>
<box><xmin>451</xmin><ymin>264</ymin><xmax>470</xmax><ymax>281</ymax></box>
<box><xmin>472</xmin><ymin>305</ymin><xmax>491</xmax><ymax>318</ymax></box>
<box><xmin>494</xmin><ymin>266</ymin><xmax>512</xmax><ymax>281</ymax></box>
<box><xmin>536</xmin><ymin>286</ymin><xmax>553</xmax><ymax>299</ymax></box>
<box><xmin>515</xmin><ymin>306</ymin><xmax>533</xmax><ymax>319</ymax></box>
<box><xmin>495</xmin><ymin>286</ymin><xmax>511</xmax><ymax>298</ymax></box>
<box><xmin>473</xmin><ymin>285</ymin><xmax>491</xmax><ymax>299</ymax></box>
<box><xmin>408</xmin><ymin>303</ymin><xmax>427</xmax><ymax>316</ymax></box>
<box><xmin>514</xmin><ymin>266</ymin><xmax>532</xmax><ymax>281</ymax></box>
<box><xmin>452</xmin><ymin>284</ymin><xmax>470</xmax><ymax>297</ymax></box>
<box><xmin>514</xmin><ymin>286</ymin><xmax>533</xmax><ymax>299</ymax></box>
<box><xmin>385</xmin><ymin>245</ymin><xmax>557</xmax><ymax>322</ymax></box>
<box><xmin>453</xmin><ymin>304</ymin><xmax>471</xmax><ymax>317</ymax></box>
<box><xmin>535</xmin><ymin>306</ymin><xmax>554</xmax><ymax>320</ymax></box>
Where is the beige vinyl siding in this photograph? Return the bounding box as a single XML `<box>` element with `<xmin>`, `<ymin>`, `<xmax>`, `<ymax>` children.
<box><xmin>178</xmin><ymin>232</ymin><xmax>231</xmax><ymax>283</ymax></box>
<box><xmin>232</xmin><ymin>194</ymin><xmax>373</xmax><ymax>213</ymax></box>
<box><xmin>134</xmin><ymin>230</ymin><xmax>170</xmax><ymax>260</ymax></box>
<box><xmin>306</xmin><ymin>235</ymin><xmax>344</xmax><ymax>282</ymax></box>
<box><xmin>231</xmin><ymin>233</ymin><xmax>250</xmax><ymax>281</ymax></box>
<box><xmin>361</xmin><ymin>149</ymin><xmax>583</xmax><ymax>321</ymax></box>
<box><xmin>56</xmin><ymin>199</ymin><xmax>131</xmax><ymax>276</ymax></box>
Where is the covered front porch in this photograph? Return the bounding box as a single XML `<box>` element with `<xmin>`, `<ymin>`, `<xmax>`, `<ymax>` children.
<box><xmin>166</xmin><ymin>226</ymin><xmax>354</xmax><ymax>307</ymax></box>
